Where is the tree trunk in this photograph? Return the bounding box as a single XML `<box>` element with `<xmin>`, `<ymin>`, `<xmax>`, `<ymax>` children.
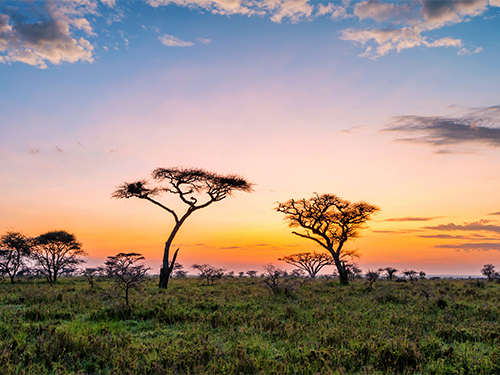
<box><xmin>329</xmin><ymin>244</ymin><xmax>349</xmax><ymax>285</ymax></box>
<box><xmin>159</xmin><ymin>216</ymin><xmax>187</xmax><ymax>288</ymax></box>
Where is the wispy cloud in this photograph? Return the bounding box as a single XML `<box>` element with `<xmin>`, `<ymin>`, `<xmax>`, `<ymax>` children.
<box><xmin>158</xmin><ymin>34</ymin><xmax>194</xmax><ymax>47</ymax></box>
<box><xmin>384</xmin><ymin>216</ymin><xmax>440</xmax><ymax>222</ymax></box>
<box><xmin>435</xmin><ymin>242</ymin><xmax>500</xmax><ymax>251</ymax></box>
<box><xmin>488</xmin><ymin>212</ymin><xmax>500</xmax><ymax>216</ymax></box>
<box><xmin>424</xmin><ymin>219</ymin><xmax>500</xmax><ymax>234</ymax></box>
<box><xmin>0</xmin><ymin>2</ymin><xmax>96</xmax><ymax>69</ymax></box>
<box><xmin>384</xmin><ymin>105</ymin><xmax>500</xmax><ymax>150</ymax></box>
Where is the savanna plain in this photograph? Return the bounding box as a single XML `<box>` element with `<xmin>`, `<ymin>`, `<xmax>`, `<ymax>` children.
<box><xmin>1</xmin><ymin>275</ymin><xmax>500</xmax><ymax>375</ymax></box>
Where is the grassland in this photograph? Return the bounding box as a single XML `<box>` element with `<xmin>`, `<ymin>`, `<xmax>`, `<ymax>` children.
<box><xmin>1</xmin><ymin>276</ymin><xmax>499</xmax><ymax>374</ymax></box>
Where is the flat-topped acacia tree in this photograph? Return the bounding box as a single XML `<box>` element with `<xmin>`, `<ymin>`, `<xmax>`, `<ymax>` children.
<box><xmin>276</xmin><ymin>193</ymin><xmax>380</xmax><ymax>285</ymax></box>
<box><xmin>112</xmin><ymin>167</ymin><xmax>253</xmax><ymax>288</ymax></box>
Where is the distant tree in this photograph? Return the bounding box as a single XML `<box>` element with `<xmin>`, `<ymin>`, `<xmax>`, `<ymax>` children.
<box><xmin>105</xmin><ymin>253</ymin><xmax>150</xmax><ymax>306</ymax></box>
<box><xmin>379</xmin><ymin>267</ymin><xmax>398</xmax><ymax>281</ymax></box>
<box><xmin>346</xmin><ymin>263</ymin><xmax>363</xmax><ymax>280</ymax></box>
<box><xmin>238</xmin><ymin>271</ymin><xmax>245</xmax><ymax>277</ymax></box>
<box><xmin>172</xmin><ymin>263</ymin><xmax>188</xmax><ymax>278</ymax></box>
<box><xmin>365</xmin><ymin>269</ymin><xmax>381</xmax><ymax>290</ymax></box>
<box><xmin>112</xmin><ymin>167</ymin><xmax>253</xmax><ymax>288</ymax></box>
<box><xmin>246</xmin><ymin>270</ymin><xmax>258</xmax><ymax>278</ymax></box>
<box><xmin>0</xmin><ymin>231</ymin><xmax>31</xmax><ymax>283</ymax></box>
<box><xmin>276</xmin><ymin>193</ymin><xmax>380</xmax><ymax>285</ymax></box>
<box><xmin>81</xmin><ymin>267</ymin><xmax>101</xmax><ymax>288</ymax></box>
<box><xmin>226</xmin><ymin>271</ymin><xmax>235</xmax><ymax>278</ymax></box>
<box><xmin>192</xmin><ymin>264</ymin><xmax>225</xmax><ymax>285</ymax></box>
<box><xmin>419</xmin><ymin>271</ymin><xmax>426</xmax><ymax>279</ymax></box>
<box><xmin>481</xmin><ymin>264</ymin><xmax>496</xmax><ymax>281</ymax></box>
<box><xmin>403</xmin><ymin>269</ymin><xmax>418</xmax><ymax>281</ymax></box>
<box><xmin>279</xmin><ymin>251</ymin><xmax>334</xmax><ymax>279</ymax></box>
<box><xmin>262</xmin><ymin>263</ymin><xmax>288</xmax><ymax>294</ymax></box>
<box><xmin>31</xmin><ymin>231</ymin><xmax>86</xmax><ymax>284</ymax></box>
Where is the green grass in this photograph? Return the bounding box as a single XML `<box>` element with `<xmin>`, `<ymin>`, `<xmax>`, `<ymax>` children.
<box><xmin>1</xmin><ymin>277</ymin><xmax>499</xmax><ymax>374</ymax></box>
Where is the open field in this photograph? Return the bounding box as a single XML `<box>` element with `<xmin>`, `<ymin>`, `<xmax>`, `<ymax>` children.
<box><xmin>1</xmin><ymin>277</ymin><xmax>500</xmax><ymax>374</ymax></box>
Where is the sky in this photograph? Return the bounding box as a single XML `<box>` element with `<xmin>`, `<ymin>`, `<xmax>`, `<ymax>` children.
<box><xmin>1</xmin><ymin>0</ymin><xmax>500</xmax><ymax>276</ymax></box>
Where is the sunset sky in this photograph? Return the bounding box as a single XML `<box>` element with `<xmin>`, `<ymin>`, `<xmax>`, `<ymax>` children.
<box><xmin>1</xmin><ymin>0</ymin><xmax>500</xmax><ymax>276</ymax></box>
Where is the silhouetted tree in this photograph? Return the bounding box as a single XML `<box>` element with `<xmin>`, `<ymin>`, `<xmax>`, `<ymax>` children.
<box><xmin>379</xmin><ymin>267</ymin><xmax>398</xmax><ymax>281</ymax></box>
<box><xmin>262</xmin><ymin>263</ymin><xmax>288</xmax><ymax>294</ymax></box>
<box><xmin>365</xmin><ymin>269</ymin><xmax>380</xmax><ymax>290</ymax></box>
<box><xmin>112</xmin><ymin>167</ymin><xmax>253</xmax><ymax>288</ymax></box>
<box><xmin>246</xmin><ymin>270</ymin><xmax>258</xmax><ymax>277</ymax></box>
<box><xmin>192</xmin><ymin>263</ymin><xmax>225</xmax><ymax>285</ymax></box>
<box><xmin>238</xmin><ymin>271</ymin><xmax>245</xmax><ymax>277</ymax></box>
<box><xmin>0</xmin><ymin>231</ymin><xmax>31</xmax><ymax>283</ymax></box>
<box><xmin>31</xmin><ymin>231</ymin><xmax>86</xmax><ymax>284</ymax></box>
<box><xmin>481</xmin><ymin>264</ymin><xmax>496</xmax><ymax>281</ymax></box>
<box><xmin>403</xmin><ymin>269</ymin><xmax>418</xmax><ymax>281</ymax></box>
<box><xmin>172</xmin><ymin>263</ymin><xmax>187</xmax><ymax>278</ymax></box>
<box><xmin>105</xmin><ymin>253</ymin><xmax>150</xmax><ymax>306</ymax></box>
<box><xmin>276</xmin><ymin>193</ymin><xmax>380</xmax><ymax>285</ymax></box>
<box><xmin>279</xmin><ymin>251</ymin><xmax>334</xmax><ymax>278</ymax></box>
<box><xmin>81</xmin><ymin>267</ymin><xmax>100</xmax><ymax>288</ymax></box>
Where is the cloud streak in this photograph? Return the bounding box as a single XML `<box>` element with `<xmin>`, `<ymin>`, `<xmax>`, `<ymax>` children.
<box><xmin>384</xmin><ymin>105</ymin><xmax>500</xmax><ymax>150</ymax></box>
<box><xmin>435</xmin><ymin>242</ymin><xmax>500</xmax><ymax>251</ymax></box>
<box><xmin>384</xmin><ymin>216</ymin><xmax>440</xmax><ymax>222</ymax></box>
<box><xmin>424</xmin><ymin>220</ymin><xmax>500</xmax><ymax>234</ymax></box>
<box><xmin>158</xmin><ymin>34</ymin><xmax>194</xmax><ymax>47</ymax></box>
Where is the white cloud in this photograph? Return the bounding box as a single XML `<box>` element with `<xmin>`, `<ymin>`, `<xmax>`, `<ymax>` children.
<box><xmin>474</xmin><ymin>47</ymin><xmax>484</xmax><ymax>53</ymax></box>
<box><xmin>197</xmin><ymin>37</ymin><xmax>212</xmax><ymax>44</ymax></box>
<box><xmin>458</xmin><ymin>47</ymin><xmax>471</xmax><ymax>55</ymax></box>
<box><xmin>490</xmin><ymin>0</ymin><xmax>500</xmax><ymax>6</ymax></box>
<box><xmin>0</xmin><ymin>2</ymin><xmax>95</xmax><ymax>69</ymax></box>
<box><xmin>158</xmin><ymin>34</ymin><xmax>194</xmax><ymax>47</ymax></box>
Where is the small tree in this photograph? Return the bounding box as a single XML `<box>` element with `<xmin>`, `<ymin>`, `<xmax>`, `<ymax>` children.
<box><xmin>31</xmin><ymin>231</ymin><xmax>86</xmax><ymax>284</ymax></box>
<box><xmin>0</xmin><ymin>231</ymin><xmax>31</xmax><ymax>283</ymax></box>
<box><xmin>81</xmin><ymin>267</ymin><xmax>100</xmax><ymax>288</ymax></box>
<box><xmin>112</xmin><ymin>167</ymin><xmax>253</xmax><ymax>288</ymax></box>
<box><xmin>246</xmin><ymin>270</ymin><xmax>258</xmax><ymax>278</ymax></box>
<box><xmin>379</xmin><ymin>267</ymin><xmax>398</xmax><ymax>281</ymax></box>
<box><xmin>403</xmin><ymin>269</ymin><xmax>418</xmax><ymax>281</ymax></box>
<box><xmin>105</xmin><ymin>253</ymin><xmax>150</xmax><ymax>306</ymax></box>
<box><xmin>276</xmin><ymin>193</ymin><xmax>379</xmax><ymax>285</ymax></box>
<box><xmin>238</xmin><ymin>271</ymin><xmax>245</xmax><ymax>277</ymax></box>
<box><xmin>481</xmin><ymin>264</ymin><xmax>496</xmax><ymax>281</ymax></box>
<box><xmin>262</xmin><ymin>263</ymin><xmax>288</xmax><ymax>294</ymax></box>
<box><xmin>365</xmin><ymin>269</ymin><xmax>380</xmax><ymax>290</ymax></box>
<box><xmin>279</xmin><ymin>251</ymin><xmax>334</xmax><ymax>279</ymax></box>
<box><xmin>172</xmin><ymin>263</ymin><xmax>187</xmax><ymax>278</ymax></box>
<box><xmin>192</xmin><ymin>264</ymin><xmax>225</xmax><ymax>285</ymax></box>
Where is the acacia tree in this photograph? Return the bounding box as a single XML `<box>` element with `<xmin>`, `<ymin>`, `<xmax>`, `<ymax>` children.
<box><xmin>192</xmin><ymin>263</ymin><xmax>225</xmax><ymax>285</ymax></box>
<box><xmin>279</xmin><ymin>251</ymin><xmax>334</xmax><ymax>278</ymax></box>
<box><xmin>31</xmin><ymin>230</ymin><xmax>86</xmax><ymax>284</ymax></box>
<box><xmin>112</xmin><ymin>167</ymin><xmax>253</xmax><ymax>288</ymax></box>
<box><xmin>105</xmin><ymin>253</ymin><xmax>150</xmax><ymax>306</ymax></box>
<box><xmin>0</xmin><ymin>231</ymin><xmax>31</xmax><ymax>283</ymax></box>
<box><xmin>276</xmin><ymin>193</ymin><xmax>380</xmax><ymax>285</ymax></box>
<box><xmin>379</xmin><ymin>267</ymin><xmax>398</xmax><ymax>281</ymax></box>
<box><xmin>481</xmin><ymin>264</ymin><xmax>496</xmax><ymax>281</ymax></box>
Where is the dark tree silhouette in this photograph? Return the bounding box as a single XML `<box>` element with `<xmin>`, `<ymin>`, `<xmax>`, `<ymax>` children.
<box><xmin>81</xmin><ymin>267</ymin><xmax>100</xmax><ymax>288</ymax></box>
<box><xmin>112</xmin><ymin>167</ymin><xmax>253</xmax><ymax>288</ymax></box>
<box><xmin>192</xmin><ymin>263</ymin><xmax>225</xmax><ymax>285</ymax></box>
<box><xmin>365</xmin><ymin>269</ymin><xmax>381</xmax><ymax>290</ymax></box>
<box><xmin>276</xmin><ymin>193</ymin><xmax>380</xmax><ymax>285</ymax></box>
<box><xmin>105</xmin><ymin>253</ymin><xmax>150</xmax><ymax>306</ymax></box>
<box><xmin>0</xmin><ymin>231</ymin><xmax>31</xmax><ymax>283</ymax></box>
<box><xmin>31</xmin><ymin>230</ymin><xmax>86</xmax><ymax>284</ymax></box>
<box><xmin>379</xmin><ymin>267</ymin><xmax>398</xmax><ymax>281</ymax></box>
<box><xmin>403</xmin><ymin>269</ymin><xmax>418</xmax><ymax>281</ymax></box>
<box><xmin>279</xmin><ymin>251</ymin><xmax>334</xmax><ymax>278</ymax></box>
<box><xmin>246</xmin><ymin>270</ymin><xmax>258</xmax><ymax>277</ymax></box>
<box><xmin>481</xmin><ymin>264</ymin><xmax>496</xmax><ymax>281</ymax></box>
